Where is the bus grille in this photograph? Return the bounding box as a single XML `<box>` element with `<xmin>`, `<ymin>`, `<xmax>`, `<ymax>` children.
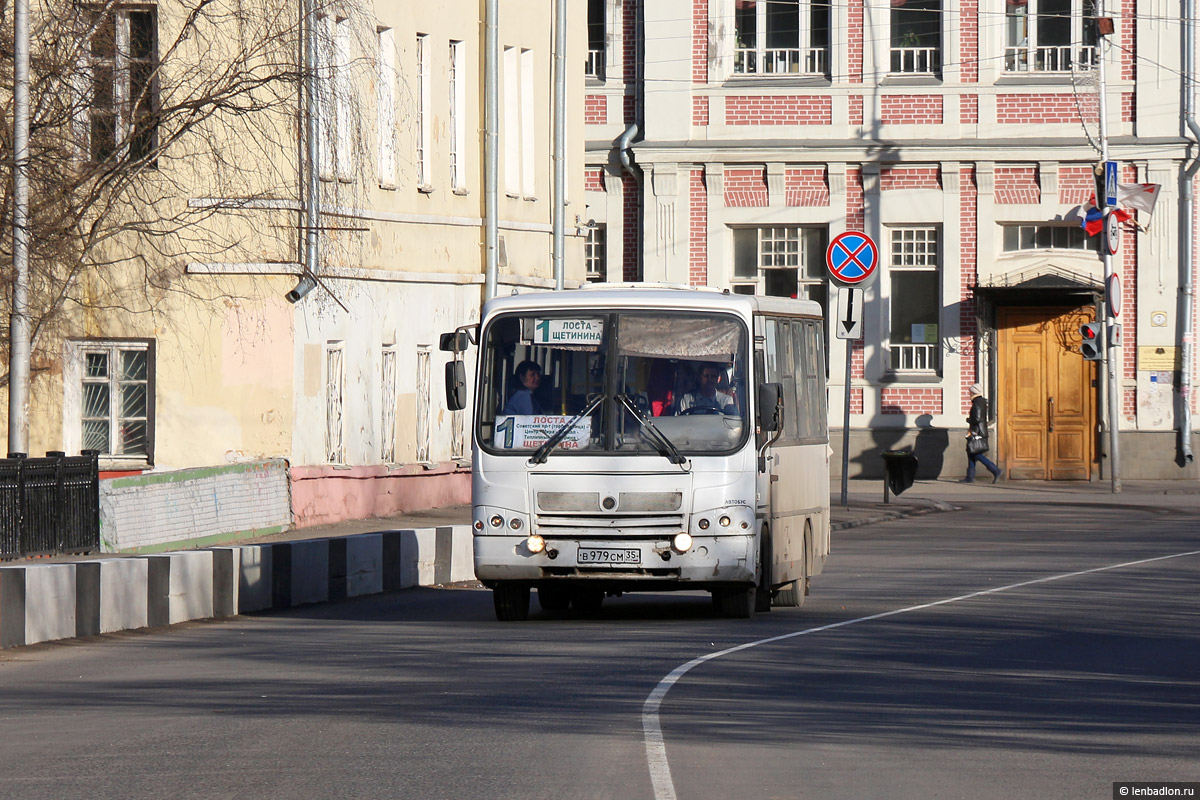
<box><xmin>534</xmin><ymin>513</ymin><xmax>685</xmax><ymax>538</ymax></box>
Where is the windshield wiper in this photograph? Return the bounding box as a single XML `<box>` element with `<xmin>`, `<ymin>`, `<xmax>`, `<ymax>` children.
<box><xmin>527</xmin><ymin>393</ymin><xmax>607</xmax><ymax>465</ymax></box>
<box><xmin>615</xmin><ymin>393</ymin><xmax>689</xmax><ymax>467</ymax></box>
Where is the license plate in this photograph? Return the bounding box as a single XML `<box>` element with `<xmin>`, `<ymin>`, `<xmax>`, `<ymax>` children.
<box><xmin>577</xmin><ymin>547</ymin><xmax>641</xmax><ymax>565</ymax></box>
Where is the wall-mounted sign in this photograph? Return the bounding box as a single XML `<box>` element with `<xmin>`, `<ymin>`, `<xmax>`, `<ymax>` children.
<box><xmin>1137</xmin><ymin>346</ymin><xmax>1181</xmax><ymax>371</ymax></box>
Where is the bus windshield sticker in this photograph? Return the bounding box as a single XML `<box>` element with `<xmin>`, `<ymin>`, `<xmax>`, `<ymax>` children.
<box><xmin>495</xmin><ymin>415</ymin><xmax>593</xmax><ymax>450</ymax></box>
<box><xmin>531</xmin><ymin>318</ymin><xmax>604</xmax><ymax>347</ymax></box>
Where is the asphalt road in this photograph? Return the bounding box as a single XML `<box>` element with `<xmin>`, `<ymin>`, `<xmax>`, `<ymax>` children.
<box><xmin>1</xmin><ymin>500</ymin><xmax>1197</xmax><ymax>800</ymax></box>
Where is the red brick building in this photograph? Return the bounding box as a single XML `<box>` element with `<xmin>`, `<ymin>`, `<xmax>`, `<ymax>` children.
<box><xmin>582</xmin><ymin>0</ymin><xmax>1198</xmax><ymax>481</ymax></box>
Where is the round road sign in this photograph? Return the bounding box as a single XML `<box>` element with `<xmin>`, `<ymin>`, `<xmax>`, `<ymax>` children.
<box><xmin>1105</xmin><ymin>211</ymin><xmax>1120</xmax><ymax>256</ymax></box>
<box><xmin>1107</xmin><ymin>273</ymin><xmax>1121</xmax><ymax>317</ymax></box>
<box><xmin>826</xmin><ymin>231</ymin><xmax>879</xmax><ymax>287</ymax></box>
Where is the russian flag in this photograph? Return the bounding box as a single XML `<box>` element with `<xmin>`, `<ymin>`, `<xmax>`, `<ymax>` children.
<box><xmin>1080</xmin><ymin>193</ymin><xmax>1131</xmax><ymax>236</ymax></box>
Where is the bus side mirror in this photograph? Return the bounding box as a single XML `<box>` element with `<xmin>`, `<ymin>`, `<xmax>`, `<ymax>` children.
<box><xmin>439</xmin><ymin>331</ymin><xmax>469</xmax><ymax>353</ymax></box>
<box><xmin>758</xmin><ymin>382</ymin><xmax>783</xmax><ymax>432</ymax></box>
<box><xmin>445</xmin><ymin>361</ymin><xmax>467</xmax><ymax>410</ymax></box>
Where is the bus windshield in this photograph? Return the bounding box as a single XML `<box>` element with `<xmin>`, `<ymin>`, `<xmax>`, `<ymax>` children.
<box><xmin>477</xmin><ymin>309</ymin><xmax>750</xmax><ymax>457</ymax></box>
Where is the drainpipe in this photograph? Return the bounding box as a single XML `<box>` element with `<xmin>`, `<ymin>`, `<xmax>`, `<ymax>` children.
<box><xmin>618</xmin><ymin>122</ymin><xmax>642</xmax><ymax>280</ymax></box>
<box><xmin>1183</xmin><ymin>0</ymin><xmax>1198</xmax><ymax>463</ymax></box>
<box><xmin>484</xmin><ymin>0</ymin><xmax>499</xmax><ymax>302</ymax></box>
<box><xmin>287</xmin><ymin>0</ymin><xmax>320</xmax><ymax>304</ymax></box>
<box><xmin>552</xmin><ymin>0</ymin><xmax>567</xmax><ymax>290</ymax></box>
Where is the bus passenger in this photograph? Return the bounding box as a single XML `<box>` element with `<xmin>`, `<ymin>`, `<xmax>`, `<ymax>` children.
<box><xmin>678</xmin><ymin>362</ymin><xmax>737</xmax><ymax>415</ymax></box>
<box><xmin>502</xmin><ymin>361</ymin><xmax>544</xmax><ymax>415</ymax></box>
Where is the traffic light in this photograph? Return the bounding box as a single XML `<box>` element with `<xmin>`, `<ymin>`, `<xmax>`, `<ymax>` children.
<box><xmin>1079</xmin><ymin>322</ymin><xmax>1103</xmax><ymax>360</ymax></box>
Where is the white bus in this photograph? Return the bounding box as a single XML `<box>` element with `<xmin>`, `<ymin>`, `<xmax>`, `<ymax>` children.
<box><xmin>442</xmin><ymin>284</ymin><xmax>830</xmax><ymax>620</ymax></box>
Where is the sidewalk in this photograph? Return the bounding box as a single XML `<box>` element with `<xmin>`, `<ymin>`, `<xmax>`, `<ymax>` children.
<box><xmin>242</xmin><ymin>475</ymin><xmax>1200</xmax><ymax>546</ymax></box>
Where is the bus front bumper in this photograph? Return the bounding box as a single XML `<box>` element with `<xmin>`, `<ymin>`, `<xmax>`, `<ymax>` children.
<box><xmin>473</xmin><ymin>533</ymin><xmax>756</xmax><ymax>586</ymax></box>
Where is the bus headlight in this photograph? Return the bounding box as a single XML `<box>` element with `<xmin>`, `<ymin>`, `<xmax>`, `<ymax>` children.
<box><xmin>526</xmin><ymin>534</ymin><xmax>546</xmax><ymax>553</ymax></box>
<box><xmin>672</xmin><ymin>532</ymin><xmax>693</xmax><ymax>553</ymax></box>
<box><xmin>697</xmin><ymin>518</ymin><xmax>710</xmax><ymax>530</ymax></box>
<box><xmin>719</xmin><ymin>515</ymin><xmax>731</xmax><ymax>528</ymax></box>
<box><xmin>510</xmin><ymin>517</ymin><xmax>523</xmax><ymax>530</ymax></box>
<box><xmin>489</xmin><ymin>514</ymin><xmax>504</xmax><ymax>528</ymax></box>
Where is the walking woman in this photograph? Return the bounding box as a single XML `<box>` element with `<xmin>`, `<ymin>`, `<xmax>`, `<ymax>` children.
<box><xmin>963</xmin><ymin>384</ymin><xmax>1002</xmax><ymax>483</ymax></box>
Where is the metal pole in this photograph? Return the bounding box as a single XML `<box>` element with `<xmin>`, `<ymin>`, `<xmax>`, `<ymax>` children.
<box><xmin>1183</xmin><ymin>0</ymin><xmax>1198</xmax><ymax>465</ymax></box>
<box><xmin>840</xmin><ymin>341</ymin><xmax>852</xmax><ymax>507</ymax></box>
<box><xmin>552</xmin><ymin>0</ymin><xmax>566</xmax><ymax>290</ymax></box>
<box><xmin>8</xmin><ymin>0</ymin><xmax>31</xmax><ymax>454</ymax></box>
<box><xmin>1097</xmin><ymin>0</ymin><xmax>1121</xmax><ymax>492</ymax></box>
<box><xmin>484</xmin><ymin>0</ymin><xmax>499</xmax><ymax>302</ymax></box>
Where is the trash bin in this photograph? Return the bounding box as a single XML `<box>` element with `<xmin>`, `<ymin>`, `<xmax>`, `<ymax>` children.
<box><xmin>881</xmin><ymin>450</ymin><xmax>919</xmax><ymax>501</ymax></box>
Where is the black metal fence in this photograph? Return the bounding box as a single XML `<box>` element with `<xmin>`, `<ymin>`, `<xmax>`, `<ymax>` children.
<box><xmin>0</xmin><ymin>451</ymin><xmax>100</xmax><ymax>559</ymax></box>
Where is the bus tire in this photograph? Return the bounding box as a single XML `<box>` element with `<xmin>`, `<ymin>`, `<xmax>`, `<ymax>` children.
<box><xmin>538</xmin><ymin>585</ymin><xmax>571</xmax><ymax>612</ymax></box>
<box><xmin>715</xmin><ymin>586</ymin><xmax>754</xmax><ymax>619</ymax></box>
<box><xmin>754</xmin><ymin>528</ymin><xmax>773</xmax><ymax>613</ymax></box>
<box><xmin>774</xmin><ymin>523</ymin><xmax>810</xmax><ymax>608</ymax></box>
<box><xmin>493</xmin><ymin>583</ymin><xmax>530</xmax><ymax>621</ymax></box>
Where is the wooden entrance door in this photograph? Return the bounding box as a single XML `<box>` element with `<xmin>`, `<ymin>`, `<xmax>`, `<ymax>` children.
<box><xmin>998</xmin><ymin>307</ymin><xmax>1097</xmax><ymax>480</ymax></box>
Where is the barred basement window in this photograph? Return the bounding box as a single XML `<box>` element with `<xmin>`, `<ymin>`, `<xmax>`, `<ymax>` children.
<box><xmin>888</xmin><ymin>227</ymin><xmax>941</xmax><ymax>374</ymax></box>
<box><xmin>66</xmin><ymin>339</ymin><xmax>154</xmax><ymax>463</ymax></box>
<box><xmin>326</xmin><ymin>344</ymin><xmax>345</xmax><ymax>463</ymax></box>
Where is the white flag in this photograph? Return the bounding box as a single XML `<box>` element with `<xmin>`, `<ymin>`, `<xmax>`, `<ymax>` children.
<box><xmin>1117</xmin><ymin>183</ymin><xmax>1161</xmax><ymax>218</ymax></box>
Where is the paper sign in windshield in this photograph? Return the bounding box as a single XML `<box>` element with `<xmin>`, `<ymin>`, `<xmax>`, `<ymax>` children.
<box><xmin>533</xmin><ymin>318</ymin><xmax>603</xmax><ymax>346</ymax></box>
<box><xmin>495</xmin><ymin>415</ymin><xmax>593</xmax><ymax>450</ymax></box>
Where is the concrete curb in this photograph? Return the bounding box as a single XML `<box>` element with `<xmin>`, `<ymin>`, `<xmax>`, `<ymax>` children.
<box><xmin>830</xmin><ymin>499</ymin><xmax>957</xmax><ymax>531</ymax></box>
<box><xmin>0</xmin><ymin>524</ymin><xmax>472</xmax><ymax>650</ymax></box>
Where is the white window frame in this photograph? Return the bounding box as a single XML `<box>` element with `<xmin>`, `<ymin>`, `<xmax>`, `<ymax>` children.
<box><xmin>585</xmin><ymin>224</ymin><xmax>607</xmax><ymax>282</ymax></box>
<box><xmin>82</xmin><ymin>6</ymin><xmax>159</xmax><ymax>163</ymax></box>
<box><xmin>732</xmin><ymin>1</ymin><xmax>829</xmax><ymax>77</ymax></box>
<box><xmin>63</xmin><ymin>339</ymin><xmax>154</xmax><ymax>464</ymax></box>
<box><xmin>326</xmin><ymin>343</ymin><xmax>345</xmax><ymax>463</ymax></box>
<box><xmin>416</xmin><ymin>33</ymin><xmax>432</xmax><ymax>190</ymax></box>
<box><xmin>887</xmin><ymin>227</ymin><xmax>942</xmax><ymax>375</ymax></box>
<box><xmin>316</xmin><ymin>14</ymin><xmax>336</xmax><ymax>179</ymax></box>
<box><xmin>520</xmin><ymin>48</ymin><xmax>536</xmax><ymax>199</ymax></box>
<box><xmin>889</xmin><ymin>0</ymin><xmax>942</xmax><ymax>76</ymax></box>
<box><xmin>731</xmin><ymin>226</ymin><xmax>828</xmax><ymax>306</ymax></box>
<box><xmin>502</xmin><ymin>46</ymin><xmax>519</xmax><ymax>196</ymax></box>
<box><xmin>1002</xmin><ymin>224</ymin><xmax>1090</xmax><ymax>253</ymax></box>
<box><xmin>334</xmin><ymin>17</ymin><xmax>352</xmax><ymax>179</ymax></box>
<box><xmin>586</xmin><ymin>0</ymin><xmax>606</xmax><ymax>80</ymax></box>
<box><xmin>450</xmin><ymin>39</ymin><xmax>467</xmax><ymax>193</ymax></box>
<box><xmin>377</xmin><ymin>27</ymin><xmax>397</xmax><ymax>186</ymax></box>
<box><xmin>1004</xmin><ymin>0</ymin><xmax>1098</xmax><ymax>73</ymax></box>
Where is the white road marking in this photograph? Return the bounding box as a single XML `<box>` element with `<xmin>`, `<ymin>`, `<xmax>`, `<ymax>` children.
<box><xmin>642</xmin><ymin>548</ymin><xmax>1200</xmax><ymax>800</ymax></box>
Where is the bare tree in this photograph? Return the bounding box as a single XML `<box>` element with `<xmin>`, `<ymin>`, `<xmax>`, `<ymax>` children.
<box><xmin>0</xmin><ymin>0</ymin><xmax>382</xmax><ymax>381</ymax></box>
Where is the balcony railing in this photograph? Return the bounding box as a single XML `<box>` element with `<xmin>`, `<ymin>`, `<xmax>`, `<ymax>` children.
<box><xmin>890</xmin><ymin>46</ymin><xmax>941</xmax><ymax>75</ymax></box>
<box><xmin>1004</xmin><ymin>44</ymin><xmax>1097</xmax><ymax>73</ymax></box>
<box><xmin>586</xmin><ymin>49</ymin><xmax>605</xmax><ymax>81</ymax></box>
<box><xmin>734</xmin><ymin>46</ymin><xmax>828</xmax><ymax>77</ymax></box>
<box><xmin>889</xmin><ymin>343</ymin><xmax>939</xmax><ymax>372</ymax></box>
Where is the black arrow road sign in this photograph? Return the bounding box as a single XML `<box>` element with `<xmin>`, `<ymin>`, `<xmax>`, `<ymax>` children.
<box><xmin>837</xmin><ymin>287</ymin><xmax>863</xmax><ymax>340</ymax></box>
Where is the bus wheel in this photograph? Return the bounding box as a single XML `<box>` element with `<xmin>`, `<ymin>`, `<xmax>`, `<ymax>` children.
<box><xmin>571</xmin><ymin>588</ymin><xmax>604</xmax><ymax>616</ymax></box>
<box><xmin>774</xmin><ymin>523</ymin><xmax>810</xmax><ymax>608</ymax></box>
<box><xmin>754</xmin><ymin>528</ymin><xmax>773</xmax><ymax>613</ymax></box>
<box><xmin>714</xmin><ymin>587</ymin><xmax>754</xmax><ymax>619</ymax></box>
<box><xmin>537</xmin><ymin>585</ymin><xmax>571</xmax><ymax>612</ymax></box>
<box><xmin>493</xmin><ymin>583</ymin><xmax>530</xmax><ymax>621</ymax></box>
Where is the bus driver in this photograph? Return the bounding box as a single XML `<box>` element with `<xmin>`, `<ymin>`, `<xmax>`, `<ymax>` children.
<box><xmin>677</xmin><ymin>362</ymin><xmax>737</xmax><ymax>415</ymax></box>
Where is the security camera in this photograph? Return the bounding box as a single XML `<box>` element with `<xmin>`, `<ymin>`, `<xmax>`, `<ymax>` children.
<box><xmin>286</xmin><ymin>274</ymin><xmax>317</xmax><ymax>303</ymax></box>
